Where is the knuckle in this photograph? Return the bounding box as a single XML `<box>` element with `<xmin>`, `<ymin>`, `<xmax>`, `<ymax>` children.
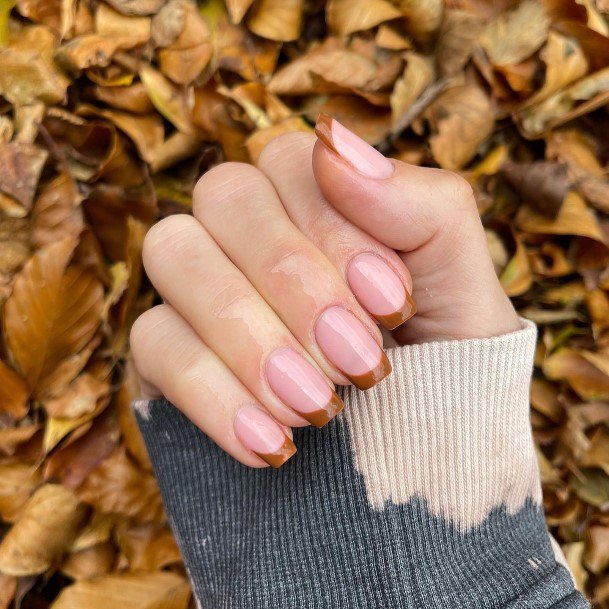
<box><xmin>261</xmin><ymin>238</ymin><xmax>314</xmax><ymax>274</ymax></box>
<box><xmin>130</xmin><ymin>304</ymin><xmax>173</xmax><ymax>362</ymax></box>
<box><xmin>257</xmin><ymin>131</ymin><xmax>315</xmax><ymax>171</ymax></box>
<box><xmin>193</xmin><ymin>162</ymin><xmax>267</xmax><ymax>217</ymax></box>
<box><xmin>142</xmin><ymin>215</ymin><xmax>200</xmax><ymax>269</ymax></box>
<box><xmin>437</xmin><ymin>170</ymin><xmax>476</xmax><ymax>211</ymax></box>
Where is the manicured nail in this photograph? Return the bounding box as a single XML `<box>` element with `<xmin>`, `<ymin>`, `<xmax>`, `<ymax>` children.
<box><xmin>266</xmin><ymin>348</ymin><xmax>344</xmax><ymax>428</ymax></box>
<box><xmin>315</xmin><ymin>113</ymin><xmax>394</xmax><ymax>179</ymax></box>
<box><xmin>315</xmin><ymin>307</ymin><xmax>391</xmax><ymax>390</ymax></box>
<box><xmin>347</xmin><ymin>253</ymin><xmax>416</xmax><ymax>330</ymax></box>
<box><xmin>234</xmin><ymin>405</ymin><xmax>296</xmax><ymax>468</ymax></box>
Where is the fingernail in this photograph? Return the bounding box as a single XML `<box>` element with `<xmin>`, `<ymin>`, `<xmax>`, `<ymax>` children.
<box><xmin>315</xmin><ymin>307</ymin><xmax>391</xmax><ymax>390</ymax></box>
<box><xmin>266</xmin><ymin>348</ymin><xmax>344</xmax><ymax>428</ymax></box>
<box><xmin>315</xmin><ymin>113</ymin><xmax>394</xmax><ymax>180</ymax></box>
<box><xmin>234</xmin><ymin>405</ymin><xmax>296</xmax><ymax>468</ymax></box>
<box><xmin>347</xmin><ymin>254</ymin><xmax>416</xmax><ymax>330</ymax></box>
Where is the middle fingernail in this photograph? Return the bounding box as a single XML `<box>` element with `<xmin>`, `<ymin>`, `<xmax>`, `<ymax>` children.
<box><xmin>315</xmin><ymin>307</ymin><xmax>391</xmax><ymax>390</ymax></box>
<box><xmin>267</xmin><ymin>348</ymin><xmax>344</xmax><ymax>428</ymax></box>
<box><xmin>347</xmin><ymin>253</ymin><xmax>416</xmax><ymax>330</ymax></box>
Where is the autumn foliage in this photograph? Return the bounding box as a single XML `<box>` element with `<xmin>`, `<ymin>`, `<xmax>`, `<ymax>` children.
<box><xmin>1</xmin><ymin>0</ymin><xmax>609</xmax><ymax>606</ymax></box>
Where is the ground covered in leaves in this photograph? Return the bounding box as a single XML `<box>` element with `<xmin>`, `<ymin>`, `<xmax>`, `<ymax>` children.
<box><xmin>0</xmin><ymin>0</ymin><xmax>609</xmax><ymax>606</ymax></box>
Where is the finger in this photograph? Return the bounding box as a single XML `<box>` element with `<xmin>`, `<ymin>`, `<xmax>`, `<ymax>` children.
<box><xmin>311</xmin><ymin>114</ymin><xmax>518</xmax><ymax>341</ymax></box>
<box><xmin>143</xmin><ymin>215</ymin><xmax>344</xmax><ymax>428</ymax></box>
<box><xmin>192</xmin><ymin>163</ymin><xmax>391</xmax><ymax>390</ymax></box>
<box><xmin>257</xmin><ymin>132</ymin><xmax>416</xmax><ymax>330</ymax></box>
<box><xmin>130</xmin><ymin>304</ymin><xmax>296</xmax><ymax>468</ymax></box>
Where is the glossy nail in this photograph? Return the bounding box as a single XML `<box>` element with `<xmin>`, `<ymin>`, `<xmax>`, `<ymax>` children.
<box><xmin>315</xmin><ymin>307</ymin><xmax>391</xmax><ymax>390</ymax></box>
<box><xmin>347</xmin><ymin>253</ymin><xmax>416</xmax><ymax>330</ymax></box>
<box><xmin>234</xmin><ymin>405</ymin><xmax>296</xmax><ymax>468</ymax></box>
<box><xmin>267</xmin><ymin>348</ymin><xmax>344</xmax><ymax>428</ymax></box>
<box><xmin>315</xmin><ymin>113</ymin><xmax>394</xmax><ymax>180</ymax></box>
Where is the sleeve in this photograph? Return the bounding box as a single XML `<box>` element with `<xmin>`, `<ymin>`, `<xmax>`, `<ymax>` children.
<box><xmin>133</xmin><ymin>319</ymin><xmax>589</xmax><ymax>609</ymax></box>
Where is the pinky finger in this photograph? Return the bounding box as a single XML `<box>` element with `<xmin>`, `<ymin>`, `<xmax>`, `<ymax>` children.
<box><xmin>130</xmin><ymin>304</ymin><xmax>296</xmax><ymax>468</ymax></box>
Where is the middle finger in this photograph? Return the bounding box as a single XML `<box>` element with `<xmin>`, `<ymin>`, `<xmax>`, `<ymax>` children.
<box><xmin>193</xmin><ymin>163</ymin><xmax>391</xmax><ymax>390</ymax></box>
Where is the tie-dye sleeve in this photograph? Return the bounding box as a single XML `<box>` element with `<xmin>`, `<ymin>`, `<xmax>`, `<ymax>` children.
<box><xmin>134</xmin><ymin>319</ymin><xmax>589</xmax><ymax>609</ymax></box>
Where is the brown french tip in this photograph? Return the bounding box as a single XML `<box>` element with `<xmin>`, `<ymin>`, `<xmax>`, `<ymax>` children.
<box><xmin>301</xmin><ymin>392</ymin><xmax>345</xmax><ymax>428</ymax></box>
<box><xmin>375</xmin><ymin>292</ymin><xmax>417</xmax><ymax>330</ymax></box>
<box><xmin>256</xmin><ymin>436</ymin><xmax>297</xmax><ymax>469</ymax></box>
<box><xmin>314</xmin><ymin>113</ymin><xmax>336</xmax><ymax>153</ymax></box>
<box><xmin>347</xmin><ymin>351</ymin><xmax>392</xmax><ymax>390</ymax></box>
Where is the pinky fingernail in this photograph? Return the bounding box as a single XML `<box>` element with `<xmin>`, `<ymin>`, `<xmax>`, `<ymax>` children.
<box><xmin>234</xmin><ymin>405</ymin><xmax>296</xmax><ymax>468</ymax></box>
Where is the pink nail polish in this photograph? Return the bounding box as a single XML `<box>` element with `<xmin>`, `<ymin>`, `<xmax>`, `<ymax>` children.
<box><xmin>347</xmin><ymin>253</ymin><xmax>416</xmax><ymax>330</ymax></box>
<box><xmin>233</xmin><ymin>405</ymin><xmax>296</xmax><ymax>468</ymax></box>
<box><xmin>266</xmin><ymin>348</ymin><xmax>344</xmax><ymax>428</ymax></box>
<box><xmin>315</xmin><ymin>113</ymin><xmax>394</xmax><ymax>180</ymax></box>
<box><xmin>315</xmin><ymin>307</ymin><xmax>391</xmax><ymax>390</ymax></box>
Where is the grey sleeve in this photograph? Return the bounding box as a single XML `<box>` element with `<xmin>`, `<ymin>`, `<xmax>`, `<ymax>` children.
<box><xmin>134</xmin><ymin>319</ymin><xmax>589</xmax><ymax>609</ymax></box>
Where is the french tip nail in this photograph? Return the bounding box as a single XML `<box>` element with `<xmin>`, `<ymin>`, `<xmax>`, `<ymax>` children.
<box><xmin>314</xmin><ymin>113</ymin><xmax>335</xmax><ymax>152</ymax></box>
<box><xmin>302</xmin><ymin>392</ymin><xmax>345</xmax><ymax>428</ymax></box>
<box><xmin>375</xmin><ymin>293</ymin><xmax>417</xmax><ymax>330</ymax></box>
<box><xmin>348</xmin><ymin>352</ymin><xmax>392</xmax><ymax>390</ymax></box>
<box><xmin>257</xmin><ymin>437</ymin><xmax>297</xmax><ymax>468</ymax></box>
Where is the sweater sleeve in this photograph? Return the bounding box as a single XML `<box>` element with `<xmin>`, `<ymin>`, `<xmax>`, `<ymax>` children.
<box><xmin>133</xmin><ymin>319</ymin><xmax>589</xmax><ymax>609</ymax></box>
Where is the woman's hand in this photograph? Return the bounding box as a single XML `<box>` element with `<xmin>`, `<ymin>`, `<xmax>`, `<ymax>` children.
<box><xmin>130</xmin><ymin>115</ymin><xmax>520</xmax><ymax>468</ymax></box>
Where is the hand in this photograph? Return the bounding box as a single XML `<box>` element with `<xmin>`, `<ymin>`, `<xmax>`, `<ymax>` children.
<box><xmin>130</xmin><ymin>115</ymin><xmax>520</xmax><ymax>468</ymax></box>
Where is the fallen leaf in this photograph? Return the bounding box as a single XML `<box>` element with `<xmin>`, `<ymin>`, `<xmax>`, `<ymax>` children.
<box><xmin>516</xmin><ymin>191</ymin><xmax>605</xmax><ymax>242</ymax></box>
<box><xmin>571</xmin><ymin>468</ymin><xmax>609</xmax><ymax>509</ymax></box>
<box><xmin>436</xmin><ymin>9</ymin><xmax>485</xmax><ymax>77</ymax></box>
<box><xmin>480</xmin><ymin>0</ymin><xmax>550</xmax><ymax>67</ymax></box>
<box><xmin>247</xmin><ymin>0</ymin><xmax>303</xmax><ymax>42</ymax></box>
<box><xmin>0</xmin><ymin>462</ymin><xmax>41</xmax><ymax>523</ymax></box>
<box><xmin>245</xmin><ymin>117</ymin><xmax>310</xmax><ymax>163</ymax></box>
<box><xmin>326</xmin><ymin>0</ymin><xmax>401</xmax><ymax>36</ymax></box>
<box><xmin>103</xmin><ymin>0</ymin><xmax>167</xmax><ymax>16</ymax></box>
<box><xmin>61</xmin><ymin>542</ymin><xmax>115</xmax><ymax>580</ymax></box>
<box><xmin>0</xmin><ymin>358</ymin><xmax>29</xmax><ymax>419</ymax></box>
<box><xmin>427</xmin><ymin>85</ymin><xmax>494</xmax><ymax>170</ymax></box>
<box><xmin>394</xmin><ymin>0</ymin><xmax>443</xmax><ymax>44</ymax></box>
<box><xmin>50</xmin><ymin>571</ymin><xmax>190</xmax><ymax>609</ymax></box>
<box><xmin>116</xmin><ymin>523</ymin><xmax>181</xmax><ymax>571</ymax></box>
<box><xmin>500</xmin><ymin>234</ymin><xmax>532</xmax><ymax>297</ymax></box>
<box><xmin>4</xmin><ymin>238</ymin><xmax>104</xmax><ymax>395</ymax></box>
<box><xmin>0</xmin><ymin>426</ymin><xmax>39</xmax><ymax>456</ymax></box>
<box><xmin>0</xmin><ymin>484</ymin><xmax>88</xmax><ymax>576</ymax></box>
<box><xmin>78</xmin><ymin>446</ymin><xmax>164</xmax><ymax>523</ymax></box>
<box><xmin>0</xmin><ymin>143</ymin><xmax>48</xmax><ymax>214</ymax></box>
<box><xmin>585</xmin><ymin>525</ymin><xmax>609</xmax><ymax>574</ymax></box>
<box><xmin>544</xmin><ymin>348</ymin><xmax>609</xmax><ymax>400</ymax></box>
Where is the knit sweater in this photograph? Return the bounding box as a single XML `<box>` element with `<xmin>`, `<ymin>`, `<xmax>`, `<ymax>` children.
<box><xmin>134</xmin><ymin>319</ymin><xmax>589</xmax><ymax>608</ymax></box>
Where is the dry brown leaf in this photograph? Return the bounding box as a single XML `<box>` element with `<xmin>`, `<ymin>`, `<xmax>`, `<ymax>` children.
<box><xmin>427</xmin><ymin>85</ymin><xmax>494</xmax><ymax>170</ymax></box>
<box><xmin>117</xmin><ymin>523</ymin><xmax>181</xmax><ymax>571</ymax></box>
<box><xmin>245</xmin><ymin>117</ymin><xmax>310</xmax><ymax>162</ymax></box>
<box><xmin>4</xmin><ymin>238</ymin><xmax>104</xmax><ymax>395</ymax></box>
<box><xmin>585</xmin><ymin>525</ymin><xmax>609</xmax><ymax>574</ymax></box>
<box><xmin>0</xmin><ymin>143</ymin><xmax>48</xmax><ymax>215</ymax></box>
<box><xmin>31</xmin><ymin>173</ymin><xmax>84</xmax><ymax>248</ymax></box>
<box><xmin>139</xmin><ymin>64</ymin><xmax>197</xmax><ymax>135</ymax></box>
<box><xmin>157</xmin><ymin>0</ymin><xmax>212</xmax><ymax>84</ymax></box>
<box><xmin>500</xmin><ymin>234</ymin><xmax>532</xmax><ymax>297</ymax></box>
<box><xmin>0</xmin><ymin>484</ymin><xmax>88</xmax><ymax>576</ymax></box>
<box><xmin>0</xmin><ymin>462</ymin><xmax>41</xmax><ymax>523</ymax></box>
<box><xmin>103</xmin><ymin>0</ymin><xmax>167</xmax><ymax>16</ymax></box>
<box><xmin>95</xmin><ymin>2</ymin><xmax>151</xmax><ymax>40</ymax></box>
<box><xmin>0</xmin><ymin>358</ymin><xmax>29</xmax><ymax>419</ymax></box>
<box><xmin>394</xmin><ymin>0</ymin><xmax>443</xmax><ymax>44</ymax></box>
<box><xmin>44</xmin><ymin>374</ymin><xmax>109</xmax><ymax>419</ymax></box>
<box><xmin>247</xmin><ymin>0</ymin><xmax>303</xmax><ymax>42</ymax></box>
<box><xmin>50</xmin><ymin>571</ymin><xmax>190</xmax><ymax>609</ymax></box>
<box><xmin>0</xmin><ymin>25</ymin><xmax>69</xmax><ymax>105</ymax></box>
<box><xmin>375</xmin><ymin>25</ymin><xmax>411</xmax><ymax>51</ymax></box>
<box><xmin>436</xmin><ymin>9</ymin><xmax>485</xmax><ymax>77</ymax></box>
<box><xmin>481</xmin><ymin>0</ymin><xmax>550</xmax><ymax>67</ymax></box>
<box><xmin>90</xmin><ymin>83</ymin><xmax>155</xmax><ymax>114</ymax></box>
<box><xmin>78</xmin><ymin>446</ymin><xmax>164</xmax><ymax>523</ymax></box>
<box><xmin>0</xmin><ymin>426</ymin><xmax>39</xmax><ymax>457</ymax></box>
<box><xmin>390</xmin><ymin>53</ymin><xmax>434</xmax><ymax>130</ymax></box>
<box><xmin>544</xmin><ymin>348</ymin><xmax>609</xmax><ymax>400</ymax></box>
<box><xmin>326</xmin><ymin>0</ymin><xmax>401</xmax><ymax>36</ymax></box>
<box><xmin>0</xmin><ymin>572</ymin><xmax>15</xmax><ymax>609</ymax></box>
<box><xmin>225</xmin><ymin>0</ymin><xmax>255</xmax><ymax>24</ymax></box>
<box><xmin>516</xmin><ymin>191</ymin><xmax>605</xmax><ymax>242</ymax></box>
<box><xmin>61</xmin><ymin>541</ymin><xmax>115</xmax><ymax>580</ymax></box>
<box><xmin>268</xmin><ymin>43</ymin><xmax>378</xmax><ymax>96</ymax></box>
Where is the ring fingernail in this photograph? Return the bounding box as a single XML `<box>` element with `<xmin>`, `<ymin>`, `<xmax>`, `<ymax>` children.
<box><xmin>234</xmin><ymin>405</ymin><xmax>296</xmax><ymax>468</ymax></box>
<box><xmin>347</xmin><ymin>253</ymin><xmax>416</xmax><ymax>330</ymax></box>
<box><xmin>267</xmin><ymin>348</ymin><xmax>344</xmax><ymax>428</ymax></box>
<box><xmin>315</xmin><ymin>307</ymin><xmax>391</xmax><ymax>390</ymax></box>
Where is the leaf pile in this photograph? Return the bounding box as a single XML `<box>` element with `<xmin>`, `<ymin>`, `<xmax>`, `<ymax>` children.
<box><xmin>1</xmin><ymin>0</ymin><xmax>609</xmax><ymax>606</ymax></box>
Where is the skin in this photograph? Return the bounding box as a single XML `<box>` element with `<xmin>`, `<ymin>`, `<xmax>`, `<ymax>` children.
<box><xmin>131</xmin><ymin>132</ymin><xmax>520</xmax><ymax>468</ymax></box>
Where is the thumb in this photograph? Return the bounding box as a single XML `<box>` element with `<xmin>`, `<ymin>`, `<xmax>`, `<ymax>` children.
<box><xmin>312</xmin><ymin>114</ymin><xmax>520</xmax><ymax>341</ymax></box>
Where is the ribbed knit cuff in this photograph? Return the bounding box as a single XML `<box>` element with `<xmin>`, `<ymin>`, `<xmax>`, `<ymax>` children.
<box><xmin>135</xmin><ymin>319</ymin><xmax>588</xmax><ymax>608</ymax></box>
<box><xmin>340</xmin><ymin>317</ymin><xmax>541</xmax><ymax>531</ymax></box>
